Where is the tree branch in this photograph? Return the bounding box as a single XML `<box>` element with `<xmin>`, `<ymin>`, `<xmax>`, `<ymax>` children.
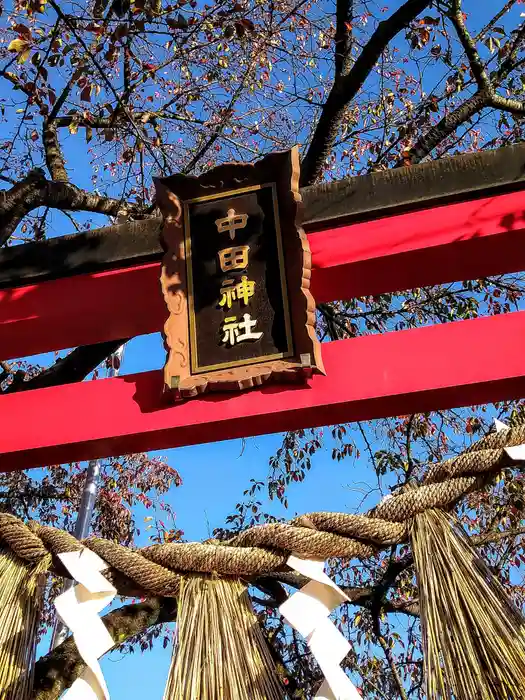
<box><xmin>43</xmin><ymin>121</ymin><xmax>69</xmax><ymax>182</ymax></box>
<box><xmin>3</xmin><ymin>338</ymin><xmax>127</xmax><ymax>394</ymax></box>
<box><xmin>471</xmin><ymin>526</ymin><xmax>525</xmax><ymax>547</ymax></box>
<box><xmin>403</xmin><ymin>90</ymin><xmax>488</xmax><ymax>165</ymax></box>
<box><xmin>301</xmin><ymin>0</ymin><xmax>432</xmax><ymax>185</ymax></box>
<box><xmin>47</xmin><ymin>0</ymin><xmax>163</xmax><ymax>171</ymax></box>
<box><xmin>182</xmin><ymin>58</ymin><xmax>257</xmax><ymax>174</ymax></box>
<box><xmin>0</xmin><ymin>169</ymin><xmax>48</xmax><ymax>244</ymax></box>
<box><xmin>401</xmin><ymin>13</ymin><xmax>525</xmax><ymax>166</ymax></box>
<box><xmin>32</xmin><ymin>598</ymin><xmax>177</xmax><ymax>700</ymax></box>
<box><xmin>449</xmin><ymin>0</ymin><xmax>491</xmax><ymax>92</ymax></box>
<box><xmin>267</xmin><ymin>553</ymin><xmax>420</xmax><ymax>619</ymax></box>
<box><xmin>41</xmin><ymin>21</ymin><xmax>70</xmax><ymax>182</ymax></box>
<box><xmin>334</xmin><ymin>0</ymin><xmax>354</xmax><ymax>76</ymax></box>
<box><xmin>374</xmin><ymin>622</ymin><xmax>409</xmax><ymax>700</ymax></box>
<box><xmin>2</xmin><ymin>20</ymin><xmax>69</xmax><ymax>182</ymax></box>
<box><xmin>474</xmin><ymin>0</ymin><xmax>517</xmax><ymax>43</ymax></box>
<box><xmin>43</xmin><ymin>70</ymin><xmax>79</xmax><ymax>182</ymax></box>
<box><xmin>490</xmin><ymin>93</ymin><xmax>525</xmax><ymax>116</ymax></box>
<box><xmin>0</xmin><ymin>169</ymin><xmax>142</xmax><ymax>244</ymax></box>
<box><xmin>494</xmin><ymin>20</ymin><xmax>525</xmax><ymax>84</ymax></box>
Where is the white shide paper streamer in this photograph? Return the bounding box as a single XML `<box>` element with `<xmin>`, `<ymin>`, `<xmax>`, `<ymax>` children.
<box><xmin>54</xmin><ymin>549</ymin><xmax>116</xmax><ymax>700</ymax></box>
<box><xmin>494</xmin><ymin>418</ymin><xmax>525</xmax><ymax>460</ymax></box>
<box><xmin>279</xmin><ymin>555</ymin><xmax>362</xmax><ymax>699</ymax></box>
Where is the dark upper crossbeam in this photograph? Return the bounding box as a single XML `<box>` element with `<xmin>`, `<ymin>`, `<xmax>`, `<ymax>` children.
<box><xmin>2</xmin><ymin>143</ymin><xmax>525</xmax><ymax>290</ymax></box>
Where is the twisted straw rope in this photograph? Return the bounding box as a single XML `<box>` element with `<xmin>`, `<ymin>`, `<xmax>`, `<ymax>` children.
<box><xmin>0</xmin><ymin>423</ymin><xmax>523</xmax><ymax>597</ymax></box>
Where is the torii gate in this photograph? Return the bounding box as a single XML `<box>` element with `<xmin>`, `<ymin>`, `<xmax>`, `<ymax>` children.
<box><xmin>1</xmin><ymin>144</ymin><xmax>525</xmax><ymax>472</ymax></box>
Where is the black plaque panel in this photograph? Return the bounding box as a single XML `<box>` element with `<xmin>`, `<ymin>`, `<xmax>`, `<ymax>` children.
<box><xmin>184</xmin><ymin>185</ymin><xmax>294</xmax><ymax>373</ymax></box>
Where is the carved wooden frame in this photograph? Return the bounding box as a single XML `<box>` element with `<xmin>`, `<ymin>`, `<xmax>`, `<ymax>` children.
<box><xmin>154</xmin><ymin>147</ymin><xmax>324</xmax><ymax>399</ymax></box>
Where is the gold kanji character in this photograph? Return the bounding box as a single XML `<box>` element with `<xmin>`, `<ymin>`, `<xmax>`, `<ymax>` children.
<box><xmin>219</xmin><ymin>279</ymin><xmax>236</xmax><ymax>310</ymax></box>
<box><xmin>235</xmin><ymin>275</ymin><xmax>255</xmax><ymax>305</ymax></box>
<box><xmin>215</xmin><ymin>208</ymin><xmax>248</xmax><ymax>240</ymax></box>
<box><xmin>218</xmin><ymin>245</ymin><xmax>250</xmax><ymax>272</ymax></box>
<box><xmin>220</xmin><ymin>313</ymin><xmax>263</xmax><ymax>346</ymax></box>
<box><xmin>219</xmin><ymin>276</ymin><xmax>256</xmax><ymax>309</ymax></box>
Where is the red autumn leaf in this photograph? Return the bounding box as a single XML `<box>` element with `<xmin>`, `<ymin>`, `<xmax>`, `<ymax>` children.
<box><xmin>13</xmin><ymin>23</ymin><xmax>32</xmax><ymax>38</ymax></box>
<box><xmin>418</xmin><ymin>27</ymin><xmax>430</xmax><ymax>45</ymax></box>
<box><xmin>80</xmin><ymin>84</ymin><xmax>92</xmax><ymax>102</ymax></box>
<box><xmin>238</xmin><ymin>17</ymin><xmax>254</xmax><ymax>31</ymax></box>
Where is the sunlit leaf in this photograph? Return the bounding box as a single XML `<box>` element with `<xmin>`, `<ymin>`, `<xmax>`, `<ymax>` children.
<box><xmin>8</xmin><ymin>38</ymin><xmax>30</xmax><ymax>54</ymax></box>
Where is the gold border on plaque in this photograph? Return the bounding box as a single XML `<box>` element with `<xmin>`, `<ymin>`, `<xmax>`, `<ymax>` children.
<box><xmin>183</xmin><ymin>183</ymin><xmax>295</xmax><ymax>374</ymax></box>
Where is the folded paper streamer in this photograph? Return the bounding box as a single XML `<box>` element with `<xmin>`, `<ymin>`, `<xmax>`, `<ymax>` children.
<box><xmin>279</xmin><ymin>555</ymin><xmax>362</xmax><ymax>700</ymax></box>
<box><xmin>54</xmin><ymin>549</ymin><xmax>117</xmax><ymax>700</ymax></box>
<box><xmin>494</xmin><ymin>419</ymin><xmax>525</xmax><ymax>460</ymax></box>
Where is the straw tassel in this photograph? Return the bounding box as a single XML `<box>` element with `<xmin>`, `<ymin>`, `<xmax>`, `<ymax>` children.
<box><xmin>411</xmin><ymin>508</ymin><xmax>525</xmax><ymax>700</ymax></box>
<box><xmin>0</xmin><ymin>547</ymin><xmax>50</xmax><ymax>700</ymax></box>
<box><xmin>164</xmin><ymin>575</ymin><xmax>285</xmax><ymax>700</ymax></box>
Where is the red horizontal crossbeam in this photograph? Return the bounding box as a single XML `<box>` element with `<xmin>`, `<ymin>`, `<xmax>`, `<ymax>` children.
<box><xmin>308</xmin><ymin>188</ymin><xmax>525</xmax><ymax>302</ymax></box>
<box><xmin>2</xmin><ymin>189</ymin><xmax>525</xmax><ymax>360</ymax></box>
<box><xmin>2</xmin><ymin>310</ymin><xmax>525</xmax><ymax>472</ymax></box>
<box><xmin>0</xmin><ymin>263</ymin><xmax>165</xmax><ymax>360</ymax></box>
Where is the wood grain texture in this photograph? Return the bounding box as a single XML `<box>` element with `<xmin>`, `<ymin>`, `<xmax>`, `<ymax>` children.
<box><xmin>154</xmin><ymin>148</ymin><xmax>324</xmax><ymax>399</ymax></box>
<box><xmin>301</xmin><ymin>142</ymin><xmax>525</xmax><ymax>228</ymax></box>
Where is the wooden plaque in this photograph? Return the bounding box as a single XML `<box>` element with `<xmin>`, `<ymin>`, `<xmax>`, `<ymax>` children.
<box><xmin>154</xmin><ymin>148</ymin><xmax>324</xmax><ymax>398</ymax></box>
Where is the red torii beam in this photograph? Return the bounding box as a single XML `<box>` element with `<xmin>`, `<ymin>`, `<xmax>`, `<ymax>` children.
<box><xmin>1</xmin><ymin>144</ymin><xmax>525</xmax><ymax>471</ymax></box>
<box><xmin>1</xmin><ymin>311</ymin><xmax>524</xmax><ymax>473</ymax></box>
<box><xmin>1</xmin><ymin>188</ymin><xmax>525</xmax><ymax>360</ymax></box>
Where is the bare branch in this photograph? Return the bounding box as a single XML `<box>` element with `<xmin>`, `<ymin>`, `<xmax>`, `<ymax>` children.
<box><xmin>0</xmin><ymin>169</ymin><xmax>142</xmax><ymax>244</ymax></box>
<box><xmin>301</xmin><ymin>0</ymin><xmax>432</xmax><ymax>185</ymax></box>
<box><xmin>334</xmin><ymin>0</ymin><xmax>354</xmax><ymax>76</ymax></box>
<box><xmin>43</xmin><ymin>121</ymin><xmax>68</xmax><ymax>182</ymax></box>
<box><xmin>403</xmin><ymin>90</ymin><xmax>488</xmax><ymax>165</ymax></box>
<box><xmin>449</xmin><ymin>0</ymin><xmax>491</xmax><ymax>92</ymax></box>
<box><xmin>375</xmin><ymin>624</ymin><xmax>409</xmax><ymax>700</ymax></box>
<box><xmin>475</xmin><ymin>0</ymin><xmax>518</xmax><ymax>42</ymax></box>
<box><xmin>3</xmin><ymin>338</ymin><xmax>127</xmax><ymax>394</ymax></box>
